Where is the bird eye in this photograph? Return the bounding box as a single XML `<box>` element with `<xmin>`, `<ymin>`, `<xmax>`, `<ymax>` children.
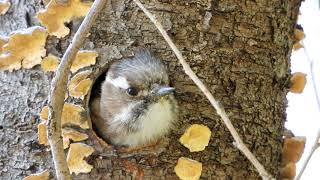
<box><xmin>126</xmin><ymin>87</ymin><xmax>139</xmax><ymax>96</ymax></box>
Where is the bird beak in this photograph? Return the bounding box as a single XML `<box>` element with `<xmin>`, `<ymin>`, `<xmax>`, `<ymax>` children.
<box><xmin>155</xmin><ymin>86</ymin><xmax>175</xmax><ymax>96</ymax></box>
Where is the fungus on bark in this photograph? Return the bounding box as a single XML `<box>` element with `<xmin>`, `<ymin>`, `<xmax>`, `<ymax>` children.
<box><xmin>61</xmin><ymin>103</ymin><xmax>90</xmax><ymax>129</ymax></box>
<box><xmin>62</xmin><ymin>128</ymin><xmax>88</xmax><ymax>149</ymax></box>
<box><xmin>41</xmin><ymin>54</ymin><xmax>59</xmax><ymax>72</ymax></box>
<box><xmin>179</xmin><ymin>124</ymin><xmax>211</xmax><ymax>152</ymax></box>
<box><xmin>0</xmin><ymin>0</ymin><xmax>10</xmax><ymax>15</ymax></box>
<box><xmin>174</xmin><ymin>157</ymin><xmax>202</xmax><ymax>180</ymax></box>
<box><xmin>280</xmin><ymin>162</ymin><xmax>296</xmax><ymax>179</ymax></box>
<box><xmin>37</xmin><ymin>0</ymin><xmax>92</xmax><ymax>38</ymax></box>
<box><xmin>0</xmin><ymin>26</ymin><xmax>47</xmax><ymax>71</ymax></box>
<box><xmin>70</xmin><ymin>50</ymin><xmax>98</xmax><ymax>73</ymax></box>
<box><xmin>279</xmin><ymin>136</ymin><xmax>306</xmax><ymax>179</ymax></box>
<box><xmin>38</xmin><ymin>104</ymin><xmax>90</xmax><ymax>147</ymax></box>
<box><xmin>290</xmin><ymin>72</ymin><xmax>307</xmax><ymax>94</ymax></box>
<box><xmin>292</xmin><ymin>28</ymin><xmax>305</xmax><ymax>51</ymax></box>
<box><xmin>282</xmin><ymin>136</ymin><xmax>306</xmax><ymax>164</ymax></box>
<box><xmin>68</xmin><ymin>70</ymin><xmax>93</xmax><ymax>99</ymax></box>
<box><xmin>38</xmin><ymin>122</ymin><xmax>49</xmax><ymax>145</ymax></box>
<box><xmin>23</xmin><ymin>170</ymin><xmax>50</xmax><ymax>180</ymax></box>
<box><xmin>66</xmin><ymin>143</ymin><xmax>95</xmax><ymax>175</ymax></box>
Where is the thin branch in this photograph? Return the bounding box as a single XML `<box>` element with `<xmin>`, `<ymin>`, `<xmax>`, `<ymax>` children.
<box><xmin>295</xmin><ymin>130</ymin><xmax>320</xmax><ymax>180</ymax></box>
<box><xmin>47</xmin><ymin>0</ymin><xmax>107</xmax><ymax>179</ymax></box>
<box><xmin>295</xmin><ymin>42</ymin><xmax>320</xmax><ymax>180</ymax></box>
<box><xmin>132</xmin><ymin>0</ymin><xmax>274</xmax><ymax>179</ymax></box>
<box><xmin>301</xmin><ymin>42</ymin><xmax>320</xmax><ymax>111</ymax></box>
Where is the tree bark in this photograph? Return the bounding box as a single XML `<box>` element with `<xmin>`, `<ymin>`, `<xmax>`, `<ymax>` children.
<box><xmin>0</xmin><ymin>0</ymin><xmax>301</xmax><ymax>179</ymax></box>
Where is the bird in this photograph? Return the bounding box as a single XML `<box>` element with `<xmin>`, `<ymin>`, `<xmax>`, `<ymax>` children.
<box><xmin>90</xmin><ymin>50</ymin><xmax>177</xmax><ymax>147</ymax></box>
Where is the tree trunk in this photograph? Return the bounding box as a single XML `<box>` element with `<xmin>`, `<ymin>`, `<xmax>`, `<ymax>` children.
<box><xmin>0</xmin><ymin>0</ymin><xmax>301</xmax><ymax>179</ymax></box>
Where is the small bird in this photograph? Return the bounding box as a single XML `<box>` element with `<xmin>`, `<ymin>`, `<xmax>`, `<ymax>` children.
<box><xmin>90</xmin><ymin>50</ymin><xmax>177</xmax><ymax>147</ymax></box>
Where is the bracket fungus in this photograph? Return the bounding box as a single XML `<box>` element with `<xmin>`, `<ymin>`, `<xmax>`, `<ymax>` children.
<box><xmin>0</xmin><ymin>26</ymin><xmax>47</xmax><ymax>71</ymax></box>
<box><xmin>179</xmin><ymin>124</ymin><xmax>211</xmax><ymax>152</ymax></box>
<box><xmin>38</xmin><ymin>122</ymin><xmax>49</xmax><ymax>146</ymax></box>
<box><xmin>38</xmin><ymin>106</ymin><xmax>49</xmax><ymax>146</ymax></box>
<box><xmin>290</xmin><ymin>72</ymin><xmax>307</xmax><ymax>94</ymax></box>
<box><xmin>279</xmin><ymin>136</ymin><xmax>306</xmax><ymax>179</ymax></box>
<box><xmin>41</xmin><ymin>54</ymin><xmax>59</xmax><ymax>72</ymax></box>
<box><xmin>62</xmin><ymin>128</ymin><xmax>89</xmax><ymax>149</ymax></box>
<box><xmin>280</xmin><ymin>162</ymin><xmax>296</xmax><ymax>179</ymax></box>
<box><xmin>39</xmin><ymin>106</ymin><xmax>49</xmax><ymax>121</ymax></box>
<box><xmin>174</xmin><ymin>157</ymin><xmax>202</xmax><ymax>180</ymax></box>
<box><xmin>282</xmin><ymin>136</ymin><xmax>306</xmax><ymax>164</ymax></box>
<box><xmin>293</xmin><ymin>42</ymin><xmax>303</xmax><ymax>51</ymax></box>
<box><xmin>70</xmin><ymin>50</ymin><xmax>98</xmax><ymax>73</ymax></box>
<box><xmin>67</xmin><ymin>143</ymin><xmax>95</xmax><ymax>175</ymax></box>
<box><xmin>38</xmin><ymin>104</ymin><xmax>90</xmax><ymax>147</ymax></box>
<box><xmin>68</xmin><ymin>70</ymin><xmax>93</xmax><ymax>98</ymax></box>
<box><xmin>292</xmin><ymin>28</ymin><xmax>305</xmax><ymax>51</ymax></box>
<box><xmin>0</xmin><ymin>0</ymin><xmax>10</xmax><ymax>15</ymax></box>
<box><xmin>0</xmin><ymin>37</ymin><xmax>6</xmax><ymax>53</ymax></box>
<box><xmin>23</xmin><ymin>170</ymin><xmax>50</xmax><ymax>180</ymax></box>
<box><xmin>294</xmin><ymin>28</ymin><xmax>305</xmax><ymax>41</ymax></box>
<box><xmin>37</xmin><ymin>0</ymin><xmax>92</xmax><ymax>38</ymax></box>
<box><xmin>61</xmin><ymin>103</ymin><xmax>90</xmax><ymax>129</ymax></box>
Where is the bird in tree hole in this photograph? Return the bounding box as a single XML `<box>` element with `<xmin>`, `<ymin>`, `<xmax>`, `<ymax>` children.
<box><xmin>90</xmin><ymin>50</ymin><xmax>178</xmax><ymax>147</ymax></box>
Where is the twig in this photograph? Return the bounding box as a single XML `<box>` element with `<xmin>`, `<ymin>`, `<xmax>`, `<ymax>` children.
<box><xmin>295</xmin><ymin>42</ymin><xmax>320</xmax><ymax>180</ymax></box>
<box><xmin>295</xmin><ymin>130</ymin><xmax>320</xmax><ymax>180</ymax></box>
<box><xmin>302</xmin><ymin>42</ymin><xmax>320</xmax><ymax>113</ymax></box>
<box><xmin>132</xmin><ymin>0</ymin><xmax>274</xmax><ymax>179</ymax></box>
<box><xmin>47</xmin><ymin>0</ymin><xmax>107</xmax><ymax>179</ymax></box>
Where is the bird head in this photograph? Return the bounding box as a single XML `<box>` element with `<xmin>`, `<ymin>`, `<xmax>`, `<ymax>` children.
<box><xmin>98</xmin><ymin>50</ymin><xmax>177</xmax><ymax>145</ymax></box>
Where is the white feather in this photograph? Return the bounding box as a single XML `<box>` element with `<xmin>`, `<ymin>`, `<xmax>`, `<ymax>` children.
<box><xmin>106</xmin><ymin>76</ymin><xmax>129</xmax><ymax>89</ymax></box>
<box><xmin>114</xmin><ymin>99</ymin><xmax>174</xmax><ymax>146</ymax></box>
<box><xmin>112</xmin><ymin>103</ymin><xmax>137</xmax><ymax>123</ymax></box>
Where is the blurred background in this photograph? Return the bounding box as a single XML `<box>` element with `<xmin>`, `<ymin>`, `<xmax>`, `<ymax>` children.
<box><xmin>286</xmin><ymin>0</ymin><xmax>320</xmax><ymax>179</ymax></box>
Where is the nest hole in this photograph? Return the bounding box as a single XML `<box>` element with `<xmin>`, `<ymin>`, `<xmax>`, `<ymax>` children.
<box><xmin>87</xmin><ymin>66</ymin><xmax>111</xmax><ymax>145</ymax></box>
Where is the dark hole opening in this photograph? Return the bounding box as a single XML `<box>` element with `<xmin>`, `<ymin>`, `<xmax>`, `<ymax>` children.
<box><xmin>90</xmin><ymin>70</ymin><xmax>106</xmax><ymax>99</ymax></box>
<box><xmin>88</xmin><ymin>69</ymin><xmax>114</xmax><ymax>145</ymax></box>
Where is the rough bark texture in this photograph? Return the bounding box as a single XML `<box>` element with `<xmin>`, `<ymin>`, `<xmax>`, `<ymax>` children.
<box><xmin>0</xmin><ymin>0</ymin><xmax>301</xmax><ymax>179</ymax></box>
<box><xmin>0</xmin><ymin>0</ymin><xmax>41</xmax><ymax>36</ymax></box>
